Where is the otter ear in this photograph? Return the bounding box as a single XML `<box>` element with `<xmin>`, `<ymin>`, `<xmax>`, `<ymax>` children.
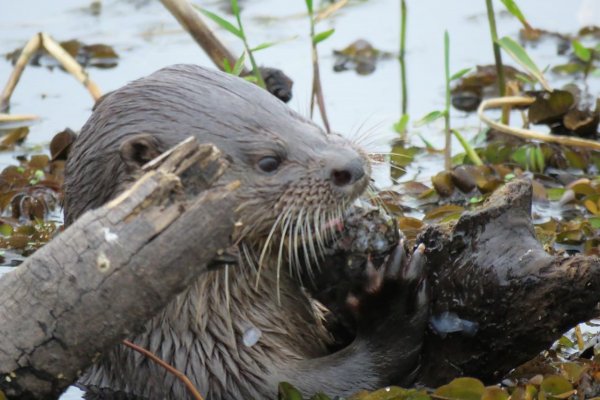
<box><xmin>119</xmin><ymin>134</ymin><xmax>162</xmax><ymax>170</ymax></box>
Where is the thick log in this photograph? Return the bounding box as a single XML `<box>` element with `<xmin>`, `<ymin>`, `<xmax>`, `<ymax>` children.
<box><xmin>417</xmin><ymin>179</ymin><xmax>600</xmax><ymax>386</ymax></box>
<box><xmin>0</xmin><ymin>138</ymin><xmax>238</xmax><ymax>399</ymax></box>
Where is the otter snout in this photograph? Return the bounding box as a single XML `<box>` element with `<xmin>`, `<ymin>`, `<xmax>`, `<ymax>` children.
<box><xmin>329</xmin><ymin>157</ymin><xmax>366</xmax><ymax>187</ymax></box>
<box><xmin>322</xmin><ymin>146</ymin><xmax>370</xmax><ymax>199</ymax></box>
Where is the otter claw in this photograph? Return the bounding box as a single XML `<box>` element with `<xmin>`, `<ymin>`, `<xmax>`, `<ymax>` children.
<box><xmin>347</xmin><ymin>241</ymin><xmax>429</xmax><ymax>324</ymax></box>
<box><xmin>404</xmin><ymin>243</ymin><xmax>425</xmax><ymax>281</ymax></box>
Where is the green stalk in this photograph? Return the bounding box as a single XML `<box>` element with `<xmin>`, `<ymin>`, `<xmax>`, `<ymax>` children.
<box><xmin>233</xmin><ymin>8</ymin><xmax>266</xmax><ymax>88</ymax></box>
<box><xmin>399</xmin><ymin>0</ymin><xmax>408</xmax><ymax>116</ymax></box>
<box><xmin>485</xmin><ymin>0</ymin><xmax>506</xmax><ymax>96</ymax></box>
<box><xmin>452</xmin><ymin>129</ymin><xmax>483</xmax><ymax>166</ymax></box>
<box><xmin>444</xmin><ymin>31</ymin><xmax>451</xmax><ymax>170</ymax></box>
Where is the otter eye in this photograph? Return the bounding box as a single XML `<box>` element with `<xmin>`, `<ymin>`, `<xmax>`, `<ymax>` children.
<box><xmin>257</xmin><ymin>156</ymin><xmax>281</xmax><ymax>173</ymax></box>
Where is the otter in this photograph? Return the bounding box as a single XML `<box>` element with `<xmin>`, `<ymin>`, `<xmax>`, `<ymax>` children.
<box><xmin>63</xmin><ymin>64</ymin><xmax>428</xmax><ymax>399</ymax></box>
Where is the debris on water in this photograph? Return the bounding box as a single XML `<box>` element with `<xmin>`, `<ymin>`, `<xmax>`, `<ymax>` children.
<box><xmin>430</xmin><ymin>311</ymin><xmax>479</xmax><ymax>337</ymax></box>
<box><xmin>333</xmin><ymin>39</ymin><xmax>392</xmax><ymax>75</ymax></box>
<box><xmin>243</xmin><ymin>325</ymin><xmax>262</xmax><ymax>347</ymax></box>
<box><xmin>6</xmin><ymin>39</ymin><xmax>119</xmax><ymax>70</ymax></box>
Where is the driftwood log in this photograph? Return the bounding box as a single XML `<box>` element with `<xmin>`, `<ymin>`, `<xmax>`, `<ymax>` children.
<box><xmin>0</xmin><ymin>138</ymin><xmax>238</xmax><ymax>399</ymax></box>
<box><xmin>416</xmin><ymin>179</ymin><xmax>600</xmax><ymax>386</ymax></box>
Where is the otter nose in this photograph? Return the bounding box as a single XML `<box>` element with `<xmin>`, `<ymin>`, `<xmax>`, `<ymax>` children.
<box><xmin>329</xmin><ymin>158</ymin><xmax>366</xmax><ymax>187</ymax></box>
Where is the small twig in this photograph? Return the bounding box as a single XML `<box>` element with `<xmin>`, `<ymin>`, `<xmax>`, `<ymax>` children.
<box><xmin>307</xmin><ymin>6</ymin><xmax>331</xmax><ymax>133</ymax></box>
<box><xmin>0</xmin><ymin>113</ymin><xmax>39</xmax><ymax>123</ymax></box>
<box><xmin>1</xmin><ymin>34</ymin><xmax>42</xmax><ymax>110</ymax></box>
<box><xmin>315</xmin><ymin>0</ymin><xmax>349</xmax><ymax>22</ymax></box>
<box><xmin>443</xmin><ymin>31</ymin><xmax>452</xmax><ymax>170</ymax></box>
<box><xmin>478</xmin><ymin>96</ymin><xmax>600</xmax><ymax>151</ymax></box>
<box><xmin>122</xmin><ymin>339</ymin><xmax>205</xmax><ymax>400</ymax></box>
<box><xmin>40</xmin><ymin>33</ymin><xmax>102</xmax><ymax>101</ymax></box>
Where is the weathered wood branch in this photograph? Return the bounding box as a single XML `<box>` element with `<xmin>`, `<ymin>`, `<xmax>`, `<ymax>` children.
<box><xmin>417</xmin><ymin>179</ymin><xmax>600</xmax><ymax>386</ymax></box>
<box><xmin>0</xmin><ymin>138</ymin><xmax>238</xmax><ymax>399</ymax></box>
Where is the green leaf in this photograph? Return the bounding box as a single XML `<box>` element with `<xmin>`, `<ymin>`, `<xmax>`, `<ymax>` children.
<box><xmin>232</xmin><ymin>52</ymin><xmax>246</xmax><ymax>76</ymax></box>
<box><xmin>500</xmin><ymin>0</ymin><xmax>528</xmax><ymax>25</ymax></box>
<box><xmin>415</xmin><ymin>110</ymin><xmax>446</xmax><ymax>127</ymax></box>
<box><xmin>434</xmin><ymin>377</ymin><xmax>485</xmax><ymax>400</ymax></box>
<box><xmin>305</xmin><ymin>0</ymin><xmax>313</xmax><ymax>13</ymax></box>
<box><xmin>244</xmin><ymin>75</ymin><xmax>259</xmax><ymax>84</ymax></box>
<box><xmin>417</xmin><ymin>133</ymin><xmax>437</xmax><ymax>150</ymax></box>
<box><xmin>278</xmin><ymin>382</ymin><xmax>304</xmax><ymax>400</ymax></box>
<box><xmin>450</xmin><ymin>67</ymin><xmax>472</xmax><ymax>81</ymax></box>
<box><xmin>313</xmin><ymin>28</ymin><xmax>335</xmax><ymax>45</ymax></box>
<box><xmin>230</xmin><ymin>0</ymin><xmax>240</xmax><ymax>16</ymax></box>
<box><xmin>251</xmin><ymin>42</ymin><xmax>276</xmax><ymax>52</ymax></box>
<box><xmin>572</xmin><ymin>40</ymin><xmax>592</xmax><ymax>62</ymax></box>
<box><xmin>222</xmin><ymin>58</ymin><xmax>233</xmax><ymax>73</ymax></box>
<box><xmin>0</xmin><ymin>224</ymin><xmax>13</xmax><ymax>237</ymax></box>
<box><xmin>497</xmin><ymin>36</ymin><xmax>551</xmax><ymax>91</ymax></box>
<box><xmin>393</xmin><ymin>114</ymin><xmax>410</xmax><ymax>134</ymax></box>
<box><xmin>198</xmin><ymin>8</ymin><xmax>243</xmax><ymax>39</ymax></box>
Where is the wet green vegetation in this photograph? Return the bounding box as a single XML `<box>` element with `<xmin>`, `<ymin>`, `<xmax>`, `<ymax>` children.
<box><xmin>2</xmin><ymin>0</ymin><xmax>600</xmax><ymax>399</ymax></box>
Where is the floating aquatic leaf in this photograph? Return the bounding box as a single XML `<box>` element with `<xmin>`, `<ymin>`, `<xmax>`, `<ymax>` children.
<box><xmin>431</xmin><ymin>171</ymin><xmax>455</xmax><ymax>197</ymax></box>
<box><xmin>0</xmin><ymin>224</ymin><xmax>13</xmax><ymax>237</ymax></box>
<box><xmin>424</xmin><ymin>204</ymin><xmax>465</xmax><ymax>222</ymax></box>
<box><xmin>433</xmin><ymin>377</ymin><xmax>485</xmax><ymax>400</ymax></box>
<box><xmin>528</xmin><ymin>90</ymin><xmax>574</xmax><ymax>125</ymax></box>
<box><xmin>0</xmin><ymin>127</ymin><xmax>29</xmax><ymax>151</ymax></box>
<box><xmin>560</xmin><ymin>362</ymin><xmax>588</xmax><ymax>383</ymax></box>
<box><xmin>539</xmin><ymin>375</ymin><xmax>574</xmax><ymax>398</ymax></box>
<box><xmin>481</xmin><ymin>387</ymin><xmax>509</xmax><ymax>400</ymax></box>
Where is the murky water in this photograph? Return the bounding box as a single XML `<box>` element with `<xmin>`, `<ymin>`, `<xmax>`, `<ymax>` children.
<box><xmin>1</xmin><ymin>0</ymin><xmax>599</xmax><ymax>398</ymax></box>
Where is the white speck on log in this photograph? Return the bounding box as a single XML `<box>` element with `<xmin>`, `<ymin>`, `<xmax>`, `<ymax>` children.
<box><xmin>103</xmin><ymin>227</ymin><xmax>118</xmax><ymax>243</ymax></box>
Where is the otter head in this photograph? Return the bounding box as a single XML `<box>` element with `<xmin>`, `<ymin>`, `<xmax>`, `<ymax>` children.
<box><xmin>64</xmin><ymin>65</ymin><xmax>371</xmax><ymax>266</ymax></box>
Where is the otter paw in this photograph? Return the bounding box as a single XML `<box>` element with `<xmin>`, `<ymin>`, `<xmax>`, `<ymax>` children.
<box><xmin>346</xmin><ymin>240</ymin><xmax>428</xmax><ymax>333</ymax></box>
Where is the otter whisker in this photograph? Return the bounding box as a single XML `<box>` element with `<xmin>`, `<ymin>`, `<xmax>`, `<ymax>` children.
<box><xmin>293</xmin><ymin>207</ymin><xmax>305</xmax><ymax>282</ymax></box>
<box><xmin>301</xmin><ymin>211</ymin><xmax>317</xmax><ymax>283</ymax></box>
<box><xmin>256</xmin><ymin>210</ymin><xmax>288</xmax><ymax>289</ymax></box>
<box><xmin>287</xmin><ymin>210</ymin><xmax>295</xmax><ymax>278</ymax></box>
<box><xmin>347</xmin><ymin>118</ymin><xmax>387</xmax><ymax>149</ymax></box>
<box><xmin>276</xmin><ymin>209</ymin><xmax>294</xmax><ymax>305</ymax></box>
<box><xmin>241</xmin><ymin>242</ymin><xmax>258</xmax><ymax>274</ymax></box>
<box><xmin>313</xmin><ymin>207</ymin><xmax>327</xmax><ymax>264</ymax></box>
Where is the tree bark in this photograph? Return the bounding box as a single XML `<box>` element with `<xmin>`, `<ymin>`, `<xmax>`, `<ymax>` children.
<box><xmin>0</xmin><ymin>138</ymin><xmax>238</xmax><ymax>399</ymax></box>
